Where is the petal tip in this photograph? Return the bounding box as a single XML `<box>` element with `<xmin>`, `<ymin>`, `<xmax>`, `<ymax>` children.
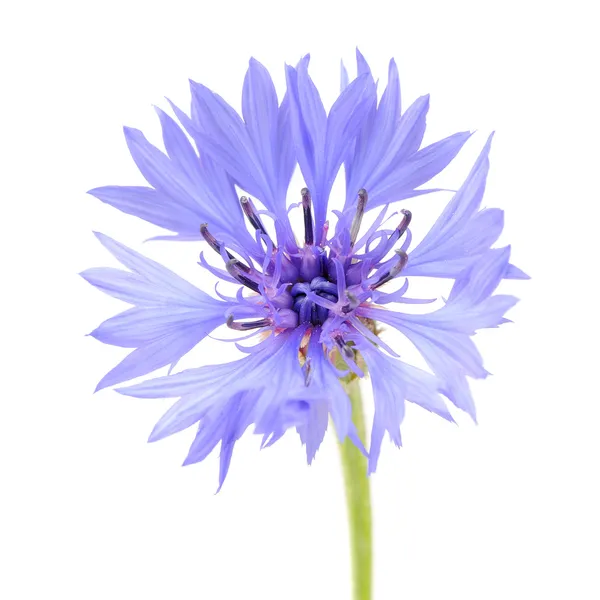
<box><xmin>94</xmin><ymin>379</ymin><xmax>109</xmax><ymax>393</ymax></box>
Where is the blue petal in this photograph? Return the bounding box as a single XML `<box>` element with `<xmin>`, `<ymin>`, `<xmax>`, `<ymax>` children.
<box><xmin>89</xmin><ymin>233</ymin><xmax>213</xmax><ymax>304</ymax></box>
<box><xmin>242</xmin><ymin>58</ymin><xmax>279</xmax><ymax>191</ymax></box>
<box><xmin>83</xmin><ymin>233</ymin><xmax>231</xmax><ymax>390</ymax></box>
<box><xmin>117</xmin><ymin>327</ymin><xmax>366</xmax><ymax>484</ymax></box>
<box><xmin>217</xmin><ymin>396</ymin><xmax>257</xmax><ymax>490</ymax></box>
<box><xmin>295</xmin><ymin>394</ymin><xmax>329</xmax><ymax>464</ymax></box>
<box><xmin>81</xmin><ymin>267</ymin><xmax>171</xmax><ymax>306</ymax></box>
<box><xmin>505</xmin><ymin>264</ymin><xmax>531</xmax><ymax>280</ymax></box>
<box><xmin>359</xmin><ymin>343</ymin><xmax>452</xmax><ymax>473</ymax></box>
<box><xmin>305</xmin><ymin>332</ymin><xmax>353</xmax><ymax>443</ymax></box>
<box><xmin>345</xmin><ymin>94</ymin><xmax>430</xmax><ymax>209</ymax></box>
<box><xmin>340</xmin><ymin>60</ymin><xmax>349</xmax><ymax>91</ymax></box>
<box><xmin>182</xmin><ymin>390</ymin><xmax>259</xmax><ymax>491</ymax></box>
<box><xmin>118</xmin><ymin>360</ymin><xmax>240</xmax><ymax>400</ymax></box>
<box><xmin>296</xmin><ymin>56</ymin><xmax>328</xmax><ymax>157</ymax></box>
<box><xmin>189</xmin><ymin>73</ymin><xmax>290</xmax><ymax>217</ymax></box>
<box><xmin>448</xmin><ymin>246</ymin><xmax>510</xmax><ymax>305</ymax></box>
<box><xmin>95</xmin><ymin>329</ymin><xmax>220</xmax><ymax>392</ymax></box>
<box><xmin>189</xmin><ymin>86</ymin><xmax>271</xmax><ymax>204</ymax></box>
<box><xmin>382</xmin><ymin>95</ymin><xmax>430</xmax><ymax>167</ymax></box>
<box><xmin>355</xmin><ymin>48</ymin><xmax>372</xmax><ymax>77</ymax></box>
<box><xmin>324</xmin><ymin>73</ymin><xmax>372</xmax><ymax>204</ymax></box>
<box><xmin>407</xmin><ymin>134</ymin><xmax>491</xmax><ymax>264</ymax></box>
<box><xmin>360</xmin><ymin>249</ymin><xmax>520</xmax><ymax>419</ymax></box>
<box><xmin>276</xmin><ymin>95</ymin><xmax>296</xmax><ymax>206</ymax></box>
<box><xmin>99</xmin><ymin>119</ymin><xmax>254</xmax><ymax>246</ymax></box>
<box><xmin>404</xmin><ymin>134</ymin><xmax>527</xmax><ymax>282</ymax></box>
<box><xmin>285</xmin><ymin>57</ymin><xmax>321</xmax><ymax>206</ymax></box>
<box><xmin>368</xmin><ymin>131</ymin><xmax>472</xmax><ymax>207</ymax></box>
<box><xmin>372</xmin><ymin>59</ymin><xmax>401</xmax><ymax>151</ymax></box>
<box><xmin>153</xmin><ymin>108</ymin><xmax>254</xmax><ymax>244</ymax></box>
<box><xmin>340</xmin><ymin>52</ymin><xmax>471</xmax><ymax>212</ymax></box>
<box><xmin>242</xmin><ymin>58</ymin><xmax>296</xmax><ymax>218</ymax></box>
<box><xmin>169</xmin><ymin>62</ymin><xmax>295</xmax><ymax>244</ymax></box>
<box><xmin>286</xmin><ymin>56</ymin><xmax>372</xmax><ymax>233</ymax></box>
<box><xmin>154</xmin><ymin>108</ymin><xmax>206</xmax><ymax>189</ymax></box>
<box><xmin>89</xmin><ymin>306</ymin><xmax>221</xmax><ymax>348</ymax></box>
<box><xmin>123</xmin><ymin>126</ymin><xmax>201</xmax><ymax>213</ymax></box>
<box><xmin>88</xmin><ymin>186</ymin><xmax>200</xmax><ymax>235</ymax></box>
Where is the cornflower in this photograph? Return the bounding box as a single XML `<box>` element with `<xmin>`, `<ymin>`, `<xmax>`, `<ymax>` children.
<box><xmin>84</xmin><ymin>52</ymin><xmax>525</xmax><ymax>502</ymax></box>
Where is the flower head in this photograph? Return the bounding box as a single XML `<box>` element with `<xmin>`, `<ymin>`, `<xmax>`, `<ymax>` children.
<box><xmin>84</xmin><ymin>51</ymin><xmax>526</xmax><ymax>487</ymax></box>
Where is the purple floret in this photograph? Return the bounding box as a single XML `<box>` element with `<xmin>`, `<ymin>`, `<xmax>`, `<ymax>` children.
<box><xmin>84</xmin><ymin>50</ymin><xmax>526</xmax><ymax>487</ymax></box>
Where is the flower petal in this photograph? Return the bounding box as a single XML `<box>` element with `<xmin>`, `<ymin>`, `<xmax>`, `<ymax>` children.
<box><xmin>369</xmin><ymin>131</ymin><xmax>472</xmax><ymax>207</ymax></box>
<box><xmin>88</xmin><ymin>186</ymin><xmax>201</xmax><ymax>235</ymax></box>
<box><xmin>287</xmin><ymin>56</ymin><xmax>372</xmax><ymax>232</ymax></box>
<box><xmin>84</xmin><ymin>233</ymin><xmax>232</xmax><ymax>390</ymax></box>
<box><xmin>360</xmin><ymin>249</ymin><xmax>519</xmax><ymax>419</ymax></box>
<box><xmin>95</xmin><ymin>329</ymin><xmax>218</xmax><ymax>392</ymax></box>
<box><xmin>89</xmin><ymin>306</ymin><xmax>221</xmax><ymax>348</ymax></box>
<box><xmin>359</xmin><ymin>343</ymin><xmax>452</xmax><ymax>473</ymax></box>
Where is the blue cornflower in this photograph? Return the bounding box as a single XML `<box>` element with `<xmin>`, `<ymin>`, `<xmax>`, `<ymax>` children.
<box><xmin>84</xmin><ymin>51</ymin><xmax>526</xmax><ymax>487</ymax></box>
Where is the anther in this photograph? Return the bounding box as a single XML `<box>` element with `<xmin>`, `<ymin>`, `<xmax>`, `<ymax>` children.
<box><xmin>371</xmin><ymin>250</ymin><xmax>409</xmax><ymax>289</ymax></box>
<box><xmin>200</xmin><ymin>223</ymin><xmax>250</xmax><ymax>272</ymax></box>
<box><xmin>225</xmin><ymin>259</ymin><xmax>260</xmax><ymax>293</ymax></box>
<box><xmin>200</xmin><ymin>223</ymin><xmax>227</xmax><ymax>254</ymax></box>
<box><xmin>397</xmin><ymin>209</ymin><xmax>412</xmax><ymax>238</ymax></box>
<box><xmin>240</xmin><ymin>196</ymin><xmax>270</xmax><ymax>238</ymax></box>
<box><xmin>341</xmin><ymin>291</ymin><xmax>360</xmax><ymax>314</ymax></box>
<box><xmin>333</xmin><ymin>334</ymin><xmax>355</xmax><ymax>361</ymax></box>
<box><xmin>302</xmin><ymin>188</ymin><xmax>314</xmax><ymax>245</ymax></box>
<box><xmin>226</xmin><ymin>315</ymin><xmax>272</xmax><ymax>331</ymax></box>
<box><xmin>350</xmin><ymin>188</ymin><xmax>368</xmax><ymax>246</ymax></box>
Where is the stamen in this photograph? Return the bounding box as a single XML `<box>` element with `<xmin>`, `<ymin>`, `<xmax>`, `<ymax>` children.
<box><xmin>333</xmin><ymin>334</ymin><xmax>355</xmax><ymax>362</ymax></box>
<box><xmin>302</xmin><ymin>188</ymin><xmax>314</xmax><ymax>245</ymax></box>
<box><xmin>350</xmin><ymin>188</ymin><xmax>368</xmax><ymax>246</ymax></box>
<box><xmin>341</xmin><ymin>291</ymin><xmax>360</xmax><ymax>314</ymax></box>
<box><xmin>397</xmin><ymin>209</ymin><xmax>412</xmax><ymax>238</ymax></box>
<box><xmin>225</xmin><ymin>259</ymin><xmax>260</xmax><ymax>293</ymax></box>
<box><xmin>200</xmin><ymin>223</ymin><xmax>228</xmax><ymax>255</ymax></box>
<box><xmin>371</xmin><ymin>250</ymin><xmax>409</xmax><ymax>289</ymax></box>
<box><xmin>240</xmin><ymin>196</ymin><xmax>270</xmax><ymax>239</ymax></box>
<box><xmin>200</xmin><ymin>223</ymin><xmax>250</xmax><ymax>273</ymax></box>
<box><xmin>226</xmin><ymin>315</ymin><xmax>272</xmax><ymax>331</ymax></box>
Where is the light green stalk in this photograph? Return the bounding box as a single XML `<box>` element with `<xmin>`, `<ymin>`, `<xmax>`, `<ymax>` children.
<box><xmin>338</xmin><ymin>375</ymin><xmax>372</xmax><ymax>600</ymax></box>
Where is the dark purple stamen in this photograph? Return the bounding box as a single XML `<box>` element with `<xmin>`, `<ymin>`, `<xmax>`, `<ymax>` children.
<box><xmin>302</xmin><ymin>188</ymin><xmax>314</xmax><ymax>246</ymax></box>
<box><xmin>350</xmin><ymin>188</ymin><xmax>368</xmax><ymax>247</ymax></box>
<box><xmin>240</xmin><ymin>196</ymin><xmax>271</xmax><ymax>240</ymax></box>
<box><xmin>201</xmin><ymin>223</ymin><xmax>251</xmax><ymax>273</ymax></box>
<box><xmin>341</xmin><ymin>291</ymin><xmax>360</xmax><ymax>314</ymax></box>
<box><xmin>397</xmin><ymin>209</ymin><xmax>412</xmax><ymax>238</ymax></box>
<box><xmin>371</xmin><ymin>250</ymin><xmax>408</xmax><ymax>289</ymax></box>
<box><xmin>200</xmin><ymin>223</ymin><xmax>229</xmax><ymax>255</ymax></box>
<box><xmin>226</xmin><ymin>259</ymin><xmax>260</xmax><ymax>293</ymax></box>
<box><xmin>226</xmin><ymin>315</ymin><xmax>271</xmax><ymax>331</ymax></box>
<box><xmin>333</xmin><ymin>334</ymin><xmax>355</xmax><ymax>361</ymax></box>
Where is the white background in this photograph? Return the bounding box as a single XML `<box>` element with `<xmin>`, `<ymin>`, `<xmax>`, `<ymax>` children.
<box><xmin>2</xmin><ymin>1</ymin><xmax>599</xmax><ymax>598</ymax></box>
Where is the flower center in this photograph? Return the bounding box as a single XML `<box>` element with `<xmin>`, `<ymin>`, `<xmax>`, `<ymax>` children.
<box><xmin>200</xmin><ymin>188</ymin><xmax>411</xmax><ymax>336</ymax></box>
<box><xmin>291</xmin><ymin>276</ymin><xmax>339</xmax><ymax>326</ymax></box>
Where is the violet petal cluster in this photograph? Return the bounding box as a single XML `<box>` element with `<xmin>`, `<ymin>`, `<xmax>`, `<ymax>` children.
<box><xmin>83</xmin><ymin>51</ymin><xmax>526</xmax><ymax>487</ymax></box>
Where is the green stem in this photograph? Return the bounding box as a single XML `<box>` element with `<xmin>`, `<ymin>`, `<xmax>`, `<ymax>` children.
<box><xmin>338</xmin><ymin>376</ymin><xmax>372</xmax><ymax>600</ymax></box>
